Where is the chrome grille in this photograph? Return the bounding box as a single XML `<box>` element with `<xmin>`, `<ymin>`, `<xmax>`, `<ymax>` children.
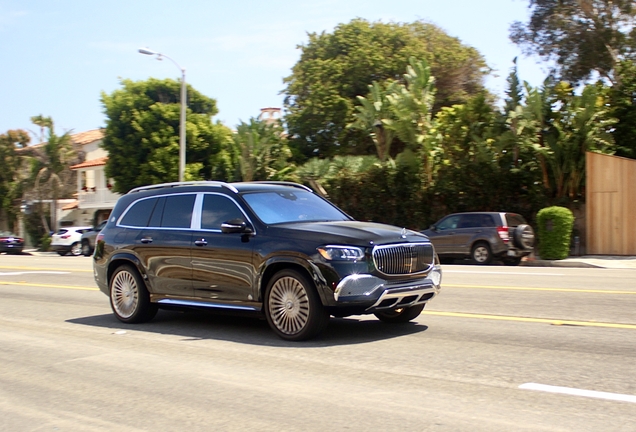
<box><xmin>372</xmin><ymin>243</ymin><xmax>435</xmax><ymax>275</ymax></box>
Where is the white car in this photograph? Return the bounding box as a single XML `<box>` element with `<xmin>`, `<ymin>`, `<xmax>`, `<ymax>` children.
<box><xmin>50</xmin><ymin>226</ymin><xmax>93</xmax><ymax>256</ymax></box>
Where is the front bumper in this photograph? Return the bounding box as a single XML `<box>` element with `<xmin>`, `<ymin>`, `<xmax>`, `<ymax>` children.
<box><xmin>332</xmin><ymin>265</ymin><xmax>442</xmax><ymax>312</ymax></box>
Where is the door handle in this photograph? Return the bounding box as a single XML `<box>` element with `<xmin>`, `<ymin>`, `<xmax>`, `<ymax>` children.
<box><xmin>141</xmin><ymin>237</ymin><xmax>153</xmax><ymax>244</ymax></box>
<box><xmin>194</xmin><ymin>239</ymin><xmax>208</xmax><ymax>246</ymax></box>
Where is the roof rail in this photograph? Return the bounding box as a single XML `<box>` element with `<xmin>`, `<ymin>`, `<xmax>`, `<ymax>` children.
<box><xmin>128</xmin><ymin>181</ymin><xmax>238</xmax><ymax>194</ymax></box>
<box><xmin>244</xmin><ymin>181</ymin><xmax>313</xmax><ymax>192</ymax></box>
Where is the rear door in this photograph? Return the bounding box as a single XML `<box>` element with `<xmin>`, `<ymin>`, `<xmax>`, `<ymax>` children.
<box><xmin>121</xmin><ymin>194</ymin><xmax>195</xmax><ymax>297</ymax></box>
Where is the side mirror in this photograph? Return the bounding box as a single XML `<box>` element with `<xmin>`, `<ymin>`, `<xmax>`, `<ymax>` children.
<box><xmin>221</xmin><ymin>219</ymin><xmax>253</xmax><ymax>234</ymax></box>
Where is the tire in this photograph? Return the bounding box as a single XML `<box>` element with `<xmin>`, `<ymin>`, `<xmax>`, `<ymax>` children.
<box><xmin>70</xmin><ymin>242</ymin><xmax>82</xmax><ymax>256</ymax></box>
<box><xmin>109</xmin><ymin>264</ymin><xmax>157</xmax><ymax>324</ymax></box>
<box><xmin>513</xmin><ymin>224</ymin><xmax>535</xmax><ymax>250</ymax></box>
<box><xmin>264</xmin><ymin>269</ymin><xmax>329</xmax><ymax>341</ymax></box>
<box><xmin>503</xmin><ymin>257</ymin><xmax>522</xmax><ymax>266</ymax></box>
<box><xmin>374</xmin><ymin>304</ymin><xmax>425</xmax><ymax>323</ymax></box>
<box><xmin>81</xmin><ymin>241</ymin><xmax>92</xmax><ymax>257</ymax></box>
<box><xmin>471</xmin><ymin>242</ymin><xmax>492</xmax><ymax>265</ymax></box>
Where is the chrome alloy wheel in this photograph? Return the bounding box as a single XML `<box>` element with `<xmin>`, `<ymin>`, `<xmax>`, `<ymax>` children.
<box><xmin>111</xmin><ymin>270</ymin><xmax>139</xmax><ymax>319</ymax></box>
<box><xmin>472</xmin><ymin>245</ymin><xmax>490</xmax><ymax>263</ymax></box>
<box><xmin>268</xmin><ymin>276</ymin><xmax>310</xmax><ymax>335</ymax></box>
<box><xmin>71</xmin><ymin>242</ymin><xmax>82</xmax><ymax>256</ymax></box>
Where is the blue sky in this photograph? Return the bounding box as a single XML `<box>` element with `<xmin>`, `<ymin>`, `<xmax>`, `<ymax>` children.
<box><xmin>0</xmin><ymin>0</ymin><xmax>549</xmax><ymax>140</ymax></box>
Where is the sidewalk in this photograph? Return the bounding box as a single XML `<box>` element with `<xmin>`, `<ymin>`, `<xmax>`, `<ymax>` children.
<box><xmin>522</xmin><ymin>255</ymin><xmax>636</xmax><ymax>269</ymax></box>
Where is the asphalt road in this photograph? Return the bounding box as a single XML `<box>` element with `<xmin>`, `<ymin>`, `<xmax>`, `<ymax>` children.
<box><xmin>1</xmin><ymin>254</ymin><xmax>635</xmax><ymax>431</ymax></box>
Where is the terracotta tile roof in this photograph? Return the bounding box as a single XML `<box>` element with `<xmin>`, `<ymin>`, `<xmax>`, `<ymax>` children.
<box><xmin>61</xmin><ymin>200</ymin><xmax>79</xmax><ymax>210</ymax></box>
<box><xmin>71</xmin><ymin>129</ymin><xmax>104</xmax><ymax>146</ymax></box>
<box><xmin>16</xmin><ymin>128</ymin><xmax>104</xmax><ymax>152</ymax></box>
<box><xmin>70</xmin><ymin>156</ymin><xmax>108</xmax><ymax>170</ymax></box>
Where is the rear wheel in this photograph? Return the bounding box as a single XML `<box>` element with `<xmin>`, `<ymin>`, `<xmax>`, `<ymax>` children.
<box><xmin>81</xmin><ymin>241</ymin><xmax>92</xmax><ymax>256</ymax></box>
<box><xmin>109</xmin><ymin>264</ymin><xmax>157</xmax><ymax>324</ymax></box>
<box><xmin>374</xmin><ymin>304</ymin><xmax>425</xmax><ymax>323</ymax></box>
<box><xmin>264</xmin><ymin>269</ymin><xmax>329</xmax><ymax>341</ymax></box>
<box><xmin>70</xmin><ymin>242</ymin><xmax>82</xmax><ymax>256</ymax></box>
<box><xmin>471</xmin><ymin>242</ymin><xmax>492</xmax><ymax>265</ymax></box>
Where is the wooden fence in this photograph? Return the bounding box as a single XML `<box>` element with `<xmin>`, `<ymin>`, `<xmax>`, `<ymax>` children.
<box><xmin>586</xmin><ymin>152</ymin><xmax>636</xmax><ymax>255</ymax></box>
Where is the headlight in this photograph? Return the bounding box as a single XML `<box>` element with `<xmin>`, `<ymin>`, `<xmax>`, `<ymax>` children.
<box><xmin>429</xmin><ymin>265</ymin><xmax>442</xmax><ymax>287</ymax></box>
<box><xmin>317</xmin><ymin>246</ymin><xmax>365</xmax><ymax>261</ymax></box>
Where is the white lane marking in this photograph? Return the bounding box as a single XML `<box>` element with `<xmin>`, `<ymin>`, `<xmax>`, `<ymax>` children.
<box><xmin>0</xmin><ymin>271</ymin><xmax>70</xmax><ymax>276</ymax></box>
<box><xmin>444</xmin><ymin>270</ymin><xmax>565</xmax><ymax>276</ymax></box>
<box><xmin>520</xmin><ymin>383</ymin><xmax>636</xmax><ymax>403</ymax></box>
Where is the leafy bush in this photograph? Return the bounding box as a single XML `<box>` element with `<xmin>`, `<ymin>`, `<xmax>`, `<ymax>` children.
<box><xmin>39</xmin><ymin>234</ymin><xmax>51</xmax><ymax>252</ymax></box>
<box><xmin>536</xmin><ymin>206</ymin><xmax>574</xmax><ymax>260</ymax></box>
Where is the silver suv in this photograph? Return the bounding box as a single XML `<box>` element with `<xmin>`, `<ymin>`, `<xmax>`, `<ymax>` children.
<box><xmin>421</xmin><ymin>212</ymin><xmax>535</xmax><ymax>265</ymax></box>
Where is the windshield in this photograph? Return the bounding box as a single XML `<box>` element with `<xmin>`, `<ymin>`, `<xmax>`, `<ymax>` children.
<box><xmin>242</xmin><ymin>190</ymin><xmax>350</xmax><ymax>225</ymax></box>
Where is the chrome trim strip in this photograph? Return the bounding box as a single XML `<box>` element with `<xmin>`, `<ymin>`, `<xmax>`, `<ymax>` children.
<box><xmin>366</xmin><ymin>283</ymin><xmax>438</xmax><ymax>311</ymax></box>
<box><xmin>156</xmin><ymin>299</ymin><xmax>258</xmax><ymax>311</ymax></box>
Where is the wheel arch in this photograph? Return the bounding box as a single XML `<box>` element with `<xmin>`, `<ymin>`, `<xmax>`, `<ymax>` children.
<box><xmin>106</xmin><ymin>252</ymin><xmax>148</xmax><ymax>289</ymax></box>
<box><xmin>258</xmin><ymin>257</ymin><xmax>329</xmax><ymax>305</ymax></box>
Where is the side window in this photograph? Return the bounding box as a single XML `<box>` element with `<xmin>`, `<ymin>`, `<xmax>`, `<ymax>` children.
<box><xmin>160</xmin><ymin>194</ymin><xmax>196</xmax><ymax>228</ymax></box>
<box><xmin>201</xmin><ymin>194</ymin><xmax>244</xmax><ymax>230</ymax></box>
<box><xmin>148</xmin><ymin>197</ymin><xmax>166</xmax><ymax>227</ymax></box>
<box><xmin>437</xmin><ymin>215</ymin><xmax>460</xmax><ymax>230</ymax></box>
<box><xmin>120</xmin><ymin>198</ymin><xmax>158</xmax><ymax>227</ymax></box>
<box><xmin>458</xmin><ymin>215</ymin><xmax>483</xmax><ymax>229</ymax></box>
<box><xmin>480</xmin><ymin>214</ymin><xmax>496</xmax><ymax>227</ymax></box>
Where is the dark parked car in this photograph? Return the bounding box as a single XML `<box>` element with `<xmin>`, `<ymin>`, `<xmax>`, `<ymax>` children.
<box><xmin>0</xmin><ymin>231</ymin><xmax>24</xmax><ymax>254</ymax></box>
<box><xmin>81</xmin><ymin>220</ymin><xmax>107</xmax><ymax>256</ymax></box>
<box><xmin>421</xmin><ymin>212</ymin><xmax>535</xmax><ymax>265</ymax></box>
<box><xmin>93</xmin><ymin>181</ymin><xmax>442</xmax><ymax>341</ymax></box>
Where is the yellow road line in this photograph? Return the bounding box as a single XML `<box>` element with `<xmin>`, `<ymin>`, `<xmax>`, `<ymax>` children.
<box><xmin>423</xmin><ymin>311</ymin><xmax>636</xmax><ymax>330</ymax></box>
<box><xmin>446</xmin><ymin>284</ymin><xmax>636</xmax><ymax>295</ymax></box>
<box><xmin>0</xmin><ymin>281</ymin><xmax>98</xmax><ymax>291</ymax></box>
<box><xmin>0</xmin><ymin>265</ymin><xmax>93</xmax><ymax>273</ymax></box>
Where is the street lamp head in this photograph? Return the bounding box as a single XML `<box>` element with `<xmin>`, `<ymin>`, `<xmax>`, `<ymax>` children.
<box><xmin>138</xmin><ymin>47</ymin><xmax>157</xmax><ymax>56</ymax></box>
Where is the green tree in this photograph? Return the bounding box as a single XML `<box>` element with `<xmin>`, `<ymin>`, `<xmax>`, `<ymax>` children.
<box><xmin>283</xmin><ymin>19</ymin><xmax>489</xmax><ymax>160</ymax></box>
<box><xmin>610</xmin><ymin>60</ymin><xmax>636</xmax><ymax>158</ymax></box>
<box><xmin>510</xmin><ymin>0</ymin><xmax>636</xmax><ymax>84</ymax></box>
<box><xmin>101</xmin><ymin>78</ymin><xmax>233</xmax><ymax>193</ymax></box>
<box><xmin>25</xmin><ymin>116</ymin><xmax>79</xmax><ymax>234</ymax></box>
<box><xmin>0</xmin><ymin>130</ymin><xmax>30</xmax><ymax>231</ymax></box>
<box><xmin>232</xmin><ymin>118</ymin><xmax>296</xmax><ymax>182</ymax></box>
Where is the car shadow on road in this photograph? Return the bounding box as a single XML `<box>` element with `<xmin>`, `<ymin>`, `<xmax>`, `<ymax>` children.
<box><xmin>67</xmin><ymin>309</ymin><xmax>428</xmax><ymax>347</ymax></box>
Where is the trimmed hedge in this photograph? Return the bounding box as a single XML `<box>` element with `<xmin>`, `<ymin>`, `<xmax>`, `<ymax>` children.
<box><xmin>536</xmin><ymin>206</ymin><xmax>574</xmax><ymax>260</ymax></box>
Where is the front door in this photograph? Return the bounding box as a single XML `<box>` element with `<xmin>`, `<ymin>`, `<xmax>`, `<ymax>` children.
<box><xmin>191</xmin><ymin>193</ymin><xmax>255</xmax><ymax>303</ymax></box>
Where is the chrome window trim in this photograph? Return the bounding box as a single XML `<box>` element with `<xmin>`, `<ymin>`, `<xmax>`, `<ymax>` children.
<box><xmin>193</xmin><ymin>192</ymin><xmax>257</xmax><ymax>235</ymax></box>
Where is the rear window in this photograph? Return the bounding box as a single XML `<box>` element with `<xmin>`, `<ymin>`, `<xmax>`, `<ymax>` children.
<box><xmin>120</xmin><ymin>198</ymin><xmax>159</xmax><ymax>227</ymax></box>
<box><xmin>57</xmin><ymin>229</ymin><xmax>68</xmax><ymax>235</ymax></box>
<box><xmin>505</xmin><ymin>213</ymin><xmax>527</xmax><ymax>227</ymax></box>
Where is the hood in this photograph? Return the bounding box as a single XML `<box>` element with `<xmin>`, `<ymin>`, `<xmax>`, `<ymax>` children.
<box><xmin>267</xmin><ymin>221</ymin><xmax>430</xmax><ymax>247</ymax></box>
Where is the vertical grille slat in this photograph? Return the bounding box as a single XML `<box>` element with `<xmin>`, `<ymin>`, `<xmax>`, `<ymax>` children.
<box><xmin>372</xmin><ymin>243</ymin><xmax>434</xmax><ymax>275</ymax></box>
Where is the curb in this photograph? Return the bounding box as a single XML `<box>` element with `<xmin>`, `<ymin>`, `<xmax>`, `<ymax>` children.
<box><xmin>521</xmin><ymin>259</ymin><xmax>602</xmax><ymax>269</ymax></box>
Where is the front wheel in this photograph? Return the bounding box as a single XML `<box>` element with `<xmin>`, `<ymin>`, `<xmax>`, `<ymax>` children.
<box><xmin>264</xmin><ymin>269</ymin><xmax>329</xmax><ymax>341</ymax></box>
<box><xmin>374</xmin><ymin>304</ymin><xmax>425</xmax><ymax>323</ymax></box>
<box><xmin>109</xmin><ymin>264</ymin><xmax>157</xmax><ymax>324</ymax></box>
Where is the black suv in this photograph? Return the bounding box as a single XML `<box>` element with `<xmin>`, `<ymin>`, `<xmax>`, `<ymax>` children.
<box><xmin>93</xmin><ymin>181</ymin><xmax>442</xmax><ymax>341</ymax></box>
<box><xmin>421</xmin><ymin>212</ymin><xmax>535</xmax><ymax>265</ymax></box>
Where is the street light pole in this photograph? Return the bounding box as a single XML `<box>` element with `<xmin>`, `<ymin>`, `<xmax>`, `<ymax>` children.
<box><xmin>138</xmin><ymin>48</ymin><xmax>187</xmax><ymax>182</ymax></box>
